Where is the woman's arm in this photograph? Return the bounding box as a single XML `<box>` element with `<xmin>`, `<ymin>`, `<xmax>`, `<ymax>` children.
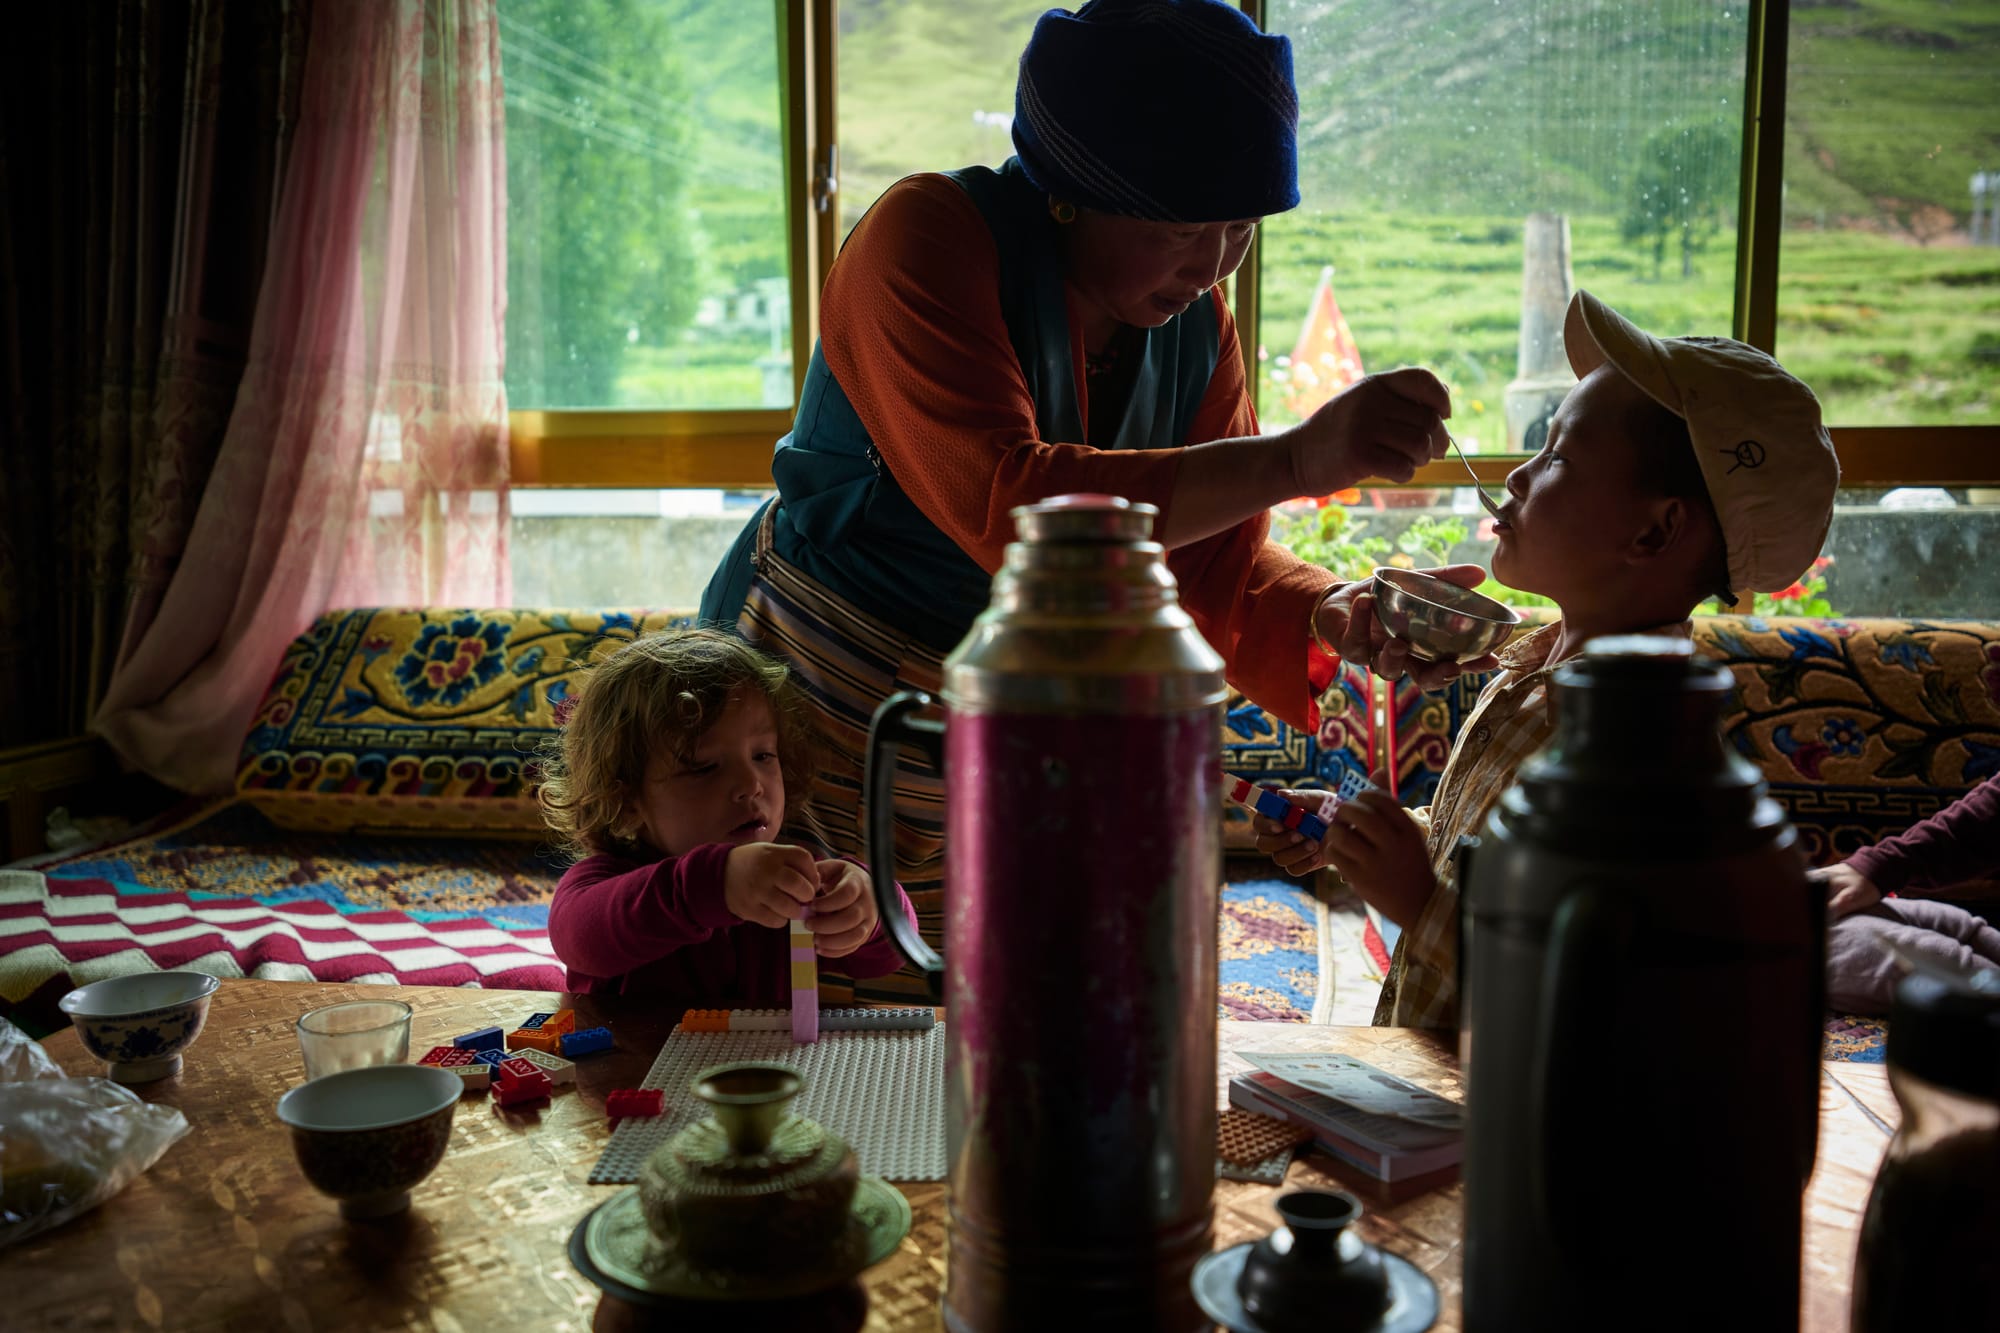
<box><xmin>824</xmin><ymin>177</ymin><xmax>1446</xmax><ymax>566</ymax></box>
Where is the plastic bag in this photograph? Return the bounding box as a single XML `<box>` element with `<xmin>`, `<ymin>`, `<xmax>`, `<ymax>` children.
<box><xmin>0</xmin><ymin>1017</ymin><xmax>189</xmax><ymax>1248</ymax></box>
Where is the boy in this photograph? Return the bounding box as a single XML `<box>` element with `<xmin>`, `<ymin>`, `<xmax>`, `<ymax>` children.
<box><xmin>1257</xmin><ymin>290</ymin><xmax>1841</xmax><ymax>1028</ymax></box>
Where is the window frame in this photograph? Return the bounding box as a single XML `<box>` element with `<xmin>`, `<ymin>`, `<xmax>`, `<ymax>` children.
<box><xmin>508</xmin><ymin>0</ymin><xmax>2000</xmax><ymax>494</ymax></box>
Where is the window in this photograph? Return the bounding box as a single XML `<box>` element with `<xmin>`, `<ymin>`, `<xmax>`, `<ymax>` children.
<box><xmin>1776</xmin><ymin>0</ymin><xmax>2000</xmax><ymax>427</ymax></box>
<box><xmin>502</xmin><ymin>0</ymin><xmax>791</xmax><ymax>411</ymax></box>
<box><xmin>506</xmin><ymin>1</ymin><xmax>2000</xmax><ymax>621</ymax></box>
<box><xmin>835</xmin><ymin>0</ymin><xmax>1051</xmax><ymax>238</ymax></box>
<box><xmin>1257</xmin><ymin>1</ymin><xmax>1747</xmax><ymax>449</ymax></box>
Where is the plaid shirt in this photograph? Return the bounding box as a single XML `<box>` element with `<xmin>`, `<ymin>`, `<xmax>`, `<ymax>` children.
<box><xmin>1373</xmin><ymin>619</ymin><xmax>1691</xmax><ymax>1029</ymax></box>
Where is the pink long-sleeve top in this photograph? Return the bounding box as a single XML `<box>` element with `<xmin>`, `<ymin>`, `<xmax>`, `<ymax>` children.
<box><xmin>548</xmin><ymin>842</ymin><xmax>919</xmax><ymax>1003</ymax></box>
<box><xmin>1847</xmin><ymin>773</ymin><xmax>2000</xmax><ymax>897</ymax></box>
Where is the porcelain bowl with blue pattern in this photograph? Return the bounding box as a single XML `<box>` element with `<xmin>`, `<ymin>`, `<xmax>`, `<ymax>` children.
<box><xmin>58</xmin><ymin>971</ymin><xmax>221</xmax><ymax>1084</ymax></box>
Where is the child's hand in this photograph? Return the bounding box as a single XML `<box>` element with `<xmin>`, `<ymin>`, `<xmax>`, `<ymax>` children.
<box><xmin>722</xmin><ymin>842</ymin><xmax>819</xmax><ymax>927</ymax></box>
<box><xmin>1320</xmin><ymin>777</ymin><xmax>1435</xmax><ymax>929</ymax></box>
<box><xmin>805</xmin><ymin>859</ymin><xmax>880</xmax><ymax>959</ymax></box>
<box><xmin>1809</xmin><ymin>862</ymin><xmax>1883</xmax><ymax>921</ymax></box>
<box><xmin>1252</xmin><ymin>790</ymin><xmax>1337</xmax><ymax>877</ymax></box>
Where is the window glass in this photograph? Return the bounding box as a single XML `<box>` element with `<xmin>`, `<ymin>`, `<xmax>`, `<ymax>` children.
<box><xmin>1777</xmin><ymin>1</ymin><xmax>2000</xmax><ymax>426</ymax></box>
<box><xmin>502</xmin><ymin>1</ymin><xmax>791</xmax><ymax>409</ymax></box>
<box><xmin>510</xmin><ymin>490</ymin><xmax>772</xmax><ymax>609</ymax></box>
<box><xmin>1259</xmin><ymin>2</ymin><xmax>1748</xmax><ymax>456</ymax></box>
<box><xmin>835</xmin><ymin>1</ymin><xmax>1051</xmax><ymax>236</ymax></box>
<box><xmin>1271</xmin><ymin>486</ymin><xmax>2000</xmax><ymax>620</ymax></box>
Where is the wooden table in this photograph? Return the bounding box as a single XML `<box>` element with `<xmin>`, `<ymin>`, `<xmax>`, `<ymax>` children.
<box><xmin>11</xmin><ymin>979</ymin><xmax>1894</xmax><ymax>1331</ymax></box>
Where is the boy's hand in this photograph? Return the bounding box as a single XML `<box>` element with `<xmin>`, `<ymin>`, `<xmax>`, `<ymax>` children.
<box><xmin>722</xmin><ymin>842</ymin><xmax>819</xmax><ymax>927</ymax></box>
<box><xmin>1288</xmin><ymin>368</ymin><xmax>1453</xmax><ymax>497</ymax></box>
<box><xmin>1809</xmin><ymin>863</ymin><xmax>1883</xmax><ymax>921</ymax></box>
<box><xmin>806</xmin><ymin>859</ymin><xmax>880</xmax><ymax>959</ymax></box>
<box><xmin>1251</xmin><ymin>789</ymin><xmax>1337</xmax><ymax>877</ymax></box>
<box><xmin>1313</xmin><ymin>565</ymin><xmax>1502</xmax><ymax>690</ymax></box>
<box><xmin>1322</xmin><ymin>773</ymin><xmax>1435</xmax><ymax>929</ymax></box>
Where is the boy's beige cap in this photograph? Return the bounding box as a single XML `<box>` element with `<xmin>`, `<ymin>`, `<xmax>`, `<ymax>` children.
<box><xmin>1564</xmin><ymin>290</ymin><xmax>1840</xmax><ymax>597</ymax></box>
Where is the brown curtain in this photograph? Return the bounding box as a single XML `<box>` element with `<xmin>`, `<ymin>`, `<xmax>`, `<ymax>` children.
<box><xmin>0</xmin><ymin>1</ymin><xmax>308</xmax><ymax>750</ymax></box>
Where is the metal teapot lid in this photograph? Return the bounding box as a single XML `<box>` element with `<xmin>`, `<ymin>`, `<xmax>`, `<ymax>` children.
<box><xmin>1890</xmin><ymin>969</ymin><xmax>2000</xmax><ymax>1101</ymax></box>
<box><xmin>1010</xmin><ymin>492</ymin><xmax>1159</xmax><ymax>543</ymax></box>
<box><xmin>1190</xmin><ymin>1190</ymin><xmax>1438</xmax><ymax>1333</ymax></box>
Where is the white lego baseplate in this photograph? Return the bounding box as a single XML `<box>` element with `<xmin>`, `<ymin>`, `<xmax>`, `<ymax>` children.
<box><xmin>587</xmin><ymin>1020</ymin><xmax>947</xmax><ymax>1185</ymax></box>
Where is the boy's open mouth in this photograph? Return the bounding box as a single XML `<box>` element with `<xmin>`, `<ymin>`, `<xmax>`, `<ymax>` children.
<box><xmin>729</xmin><ymin>814</ymin><xmax>768</xmax><ymax>836</ymax></box>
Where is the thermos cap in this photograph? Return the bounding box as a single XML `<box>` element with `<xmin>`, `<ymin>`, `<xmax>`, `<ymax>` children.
<box><xmin>1012</xmin><ymin>493</ymin><xmax>1159</xmax><ymax>543</ymax></box>
<box><xmin>1888</xmin><ymin>970</ymin><xmax>2000</xmax><ymax>1101</ymax></box>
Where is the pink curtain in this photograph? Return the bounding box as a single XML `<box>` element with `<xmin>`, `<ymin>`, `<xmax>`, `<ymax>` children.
<box><xmin>93</xmin><ymin>0</ymin><xmax>510</xmax><ymax>794</ymax></box>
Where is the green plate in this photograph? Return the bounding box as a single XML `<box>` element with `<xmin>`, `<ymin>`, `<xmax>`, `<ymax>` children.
<box><xmin>571</xmin><ymin>1175</ymin><xmax>912</xmax><ymax>1304</ymax></box>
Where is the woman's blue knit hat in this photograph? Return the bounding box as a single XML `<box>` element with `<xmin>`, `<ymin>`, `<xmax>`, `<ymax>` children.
<box><xmin>1012</xmin><ymin>0</ymin><xmax>1300</xmax><ymax>223</ymax></box>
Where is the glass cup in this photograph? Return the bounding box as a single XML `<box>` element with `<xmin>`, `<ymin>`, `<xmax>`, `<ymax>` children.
<box><xmin>297</xmin><ymin>1000</ymin><xmax>413</xmax><ymax>1080</ymax></box>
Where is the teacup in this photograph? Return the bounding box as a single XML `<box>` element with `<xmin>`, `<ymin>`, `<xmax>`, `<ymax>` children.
<box><xmin>276</xmin><ymin>1063</ymin><xmax>462</xmax><ymax>1220</ymax></box>
<box><xmin>58</xmin><ymin>971</ymin><xmax>221</xmax><ymax>1083</ymax></box>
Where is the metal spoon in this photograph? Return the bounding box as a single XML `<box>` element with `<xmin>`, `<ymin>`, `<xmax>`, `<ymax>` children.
<box><xmin>1447</xmin><ymin>432</ymin><xmax>1504</xmax><ymax>519</ymax></box>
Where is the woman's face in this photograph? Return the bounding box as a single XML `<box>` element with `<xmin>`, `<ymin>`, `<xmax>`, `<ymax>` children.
<box><xmin>1063</xmin><ymin>212</ymin><xmax>1259</xmax><ymax>330</ymax></box>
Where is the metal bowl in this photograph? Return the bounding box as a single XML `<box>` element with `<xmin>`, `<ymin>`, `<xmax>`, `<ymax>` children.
<box><xmin>1370</xmin><ymin>567</ymin><xmax>1521</xmax><ymax>665</ymax></box>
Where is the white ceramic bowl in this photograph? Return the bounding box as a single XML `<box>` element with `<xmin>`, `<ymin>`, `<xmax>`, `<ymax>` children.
<box><xmin>277</xmin><ymin>1064</ymin><xmax>463</xmax><ymax>1220</ymax></box>
<box><xmin>58</xmin><ymin>971</ymin><xmax>221</xmax><ymax>1084</ymax></box>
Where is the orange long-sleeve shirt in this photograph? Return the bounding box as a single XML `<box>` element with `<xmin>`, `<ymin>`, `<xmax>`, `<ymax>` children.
<box><xmin>819</xmin><ymin>173</ymin><xmax>1337</xmax><ymax>728</ymax></box>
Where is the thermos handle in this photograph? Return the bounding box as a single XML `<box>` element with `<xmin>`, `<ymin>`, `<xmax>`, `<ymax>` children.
<box><xmin>865</xmin><ymin>691</ymin><xmax>946</xmax><ymax>999</ymax></box>
<box><xmin>1531</xmin><ymin>886</ymin><xmax>1635</xmax><ymax>1264</ymax></box>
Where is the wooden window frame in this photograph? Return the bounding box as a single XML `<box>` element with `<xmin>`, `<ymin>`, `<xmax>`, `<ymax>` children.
<box><xmin>509</xmin><ymin>0</ymin><xmax>2000</xmax><ymax>494</ymax></box>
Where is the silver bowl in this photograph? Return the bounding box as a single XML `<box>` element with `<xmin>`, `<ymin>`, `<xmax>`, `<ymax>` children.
<box><xmin>1371</xmin><ymin>567</ymin><xmax>1520</xmax><ymax>665</ymax></box>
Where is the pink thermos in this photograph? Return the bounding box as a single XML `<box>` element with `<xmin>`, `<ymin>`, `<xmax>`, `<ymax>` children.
<box><xmin>866</xmin><ymin>494</ymin><xmax>1227</xmax><ymax>1331</ymax></box>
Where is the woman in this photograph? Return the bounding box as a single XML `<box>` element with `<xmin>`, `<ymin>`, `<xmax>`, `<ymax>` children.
<box><xmin>700</xmin><ymin>0</ymin><xmax>1490</xmax><ymax>996</ymax></box>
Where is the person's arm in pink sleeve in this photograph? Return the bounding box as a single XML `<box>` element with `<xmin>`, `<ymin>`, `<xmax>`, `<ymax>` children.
<box><xmin>1846</xmin><ymin>773</ymin><xmax>2000</xmax><ymax>896</ymax></box>
<box><xmin>548</xmin><ymin>845</ymin><xmax>740</xmax><ymax>978</ymax></box>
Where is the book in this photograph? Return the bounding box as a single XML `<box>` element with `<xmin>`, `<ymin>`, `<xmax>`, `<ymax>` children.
<box><xmin>1228</xmin><ymin>1060</ymin><xmax>1463</xmax><ymax>1182</ymax></box>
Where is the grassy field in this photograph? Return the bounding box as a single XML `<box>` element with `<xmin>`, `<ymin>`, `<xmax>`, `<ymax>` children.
<box><xmin>1257</xmin><ymin>211</ymin><xmax>2000</xmax><ymax>433</ymax></box>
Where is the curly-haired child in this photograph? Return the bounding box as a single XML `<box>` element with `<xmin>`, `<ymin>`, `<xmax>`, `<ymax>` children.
<box><xmin>540</xmin><ymin>628</ymin><xmax>917</xmax><ymax>1003</ymax></box>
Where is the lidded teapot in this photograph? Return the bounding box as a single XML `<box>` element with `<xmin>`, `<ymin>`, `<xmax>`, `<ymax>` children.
<box><xmin>638</xmin><ymin>1063</ymin><xmax>858</xmax><ymax>1273</ymax></box>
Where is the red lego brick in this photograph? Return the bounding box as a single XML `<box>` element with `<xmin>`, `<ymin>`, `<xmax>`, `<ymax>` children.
<box><xmin>605</xmin><ymin>1088</ymin><xmax>665</xmax><ymax>1120</ymax></box>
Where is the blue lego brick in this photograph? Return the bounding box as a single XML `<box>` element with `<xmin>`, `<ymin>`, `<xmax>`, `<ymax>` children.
<box><xmin>1248</xmin><ymin>788</ymin><xmax>1329</xmax><ymax>841</ymax></box>
<box><xmin>474</xmin><ymin>1048</ymin><xmax>510</xmax><ymax>1069</ymax></box>
<box><xmin>819</xmin><ymin>1007</ymin><xmax>935</xmax><ymax>1031</ymax></box>
<box><xmin>453</xmin><ymin>1026</ymin><xmax>505</xmax><ymax>1052</ymax></box>
<box><xmin>519</xmin><ymin>1012</ymin><xmax>555</xmax><ymax>1030</ymax></box>
<box><xmin>560</xmin><ymin>1026</ymin><xmax>614</xmax><ymax>1057</ymax></box>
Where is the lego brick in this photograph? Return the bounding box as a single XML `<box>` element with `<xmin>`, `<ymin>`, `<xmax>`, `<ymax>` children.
<box><xmin>492</xmin><ymin>1075</ymin><xmax>550</xmax><ymax>1108</ymax></box>
<box><xmin>1218</xmin><ymin>1142</ymin><xmax>1295</xmax><ymax>1185</ymax></box>
<box><xmin>545</xmin><ymin>1010</ymin><xmax>577</xmax><ymax>1035</ymax></box>
<box><xmin>560</xmin><ymin>1026</ymin><xmax>614</xmax><ymax>1058</ymax></box>
<box><xmin>519</xmin><ymin>1012</ymin><xmax>555</xmax><ymax>1030</ymax></box>
<box><xmin>443</xmin><ymin>1063</ymin><xmax>492</xmax><ymax>1093</ymax></box>
<box><xmin>423</xmin><ymin>1048</ymin><xmax>476</xmax><ymax>1067</ymax></box>
<box><xmin>822</xmin><ymin>1007</ymin><xmax>935</xmax><ymax>1032</ymax></box>
<box><xmin>675</xmin><ymin>1008</ymin><xmax>934</xmax><ymax>1033</ymax></box>
<box><xmin>605</xmin><ymin>1088</ymin><xmax>665</xmax><ymax>1120</ymax></box>
<box><xmin>506</xmin><ymin>1047</ymin><xmax>575</xmax><ymax>1087</ymax></box>
<box><xmin>506</xmin><ymin>1027</ymin><xmax>562</xmax><ymax>1053</ymax></box>
<box><xmin>497</xmin><ymin>1056</ymin><xmax>543</xmax><ymax>1082</ymax></box>
<box><xmin>418</xmin><ymin>1045</ymin><xmax>463</xmax><ymax>1066</ymax></box>
<box><xmin>791</xmin><ymin>914</ymin><xmax>819</xmax><ymax>1045</ymax></box>
<box><xmin>453</xmin><ymin>1026</ymin><xmax>505</xmax><ymax>1053</ymax></box>
<box><xmin>474</xmin><ymin>1048</ymin><xmax>510</xmax><ymax>1070</ymax></box>
<box><xmin>589</xmin><ymin>1023</ymin><xmax>947</xmax><ymax>1186</ymax></box>
<box><xmin>1217</xmin><ymin>1108</ymin><xmax>1311</xmax><ymax>1166</ymax></box>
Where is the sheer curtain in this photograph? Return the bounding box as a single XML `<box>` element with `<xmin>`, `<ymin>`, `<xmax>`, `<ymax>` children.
<box><xmin>94</xmin><ymin>0</ymin><xmax>510</xmax><ymax>793</ymax></box>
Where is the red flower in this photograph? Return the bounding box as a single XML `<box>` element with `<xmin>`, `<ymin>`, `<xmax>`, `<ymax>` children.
<box><xmin>1771</xmin><ymin>582</ymin><xmax>1807</xmax><ymax>601</ymax></box>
